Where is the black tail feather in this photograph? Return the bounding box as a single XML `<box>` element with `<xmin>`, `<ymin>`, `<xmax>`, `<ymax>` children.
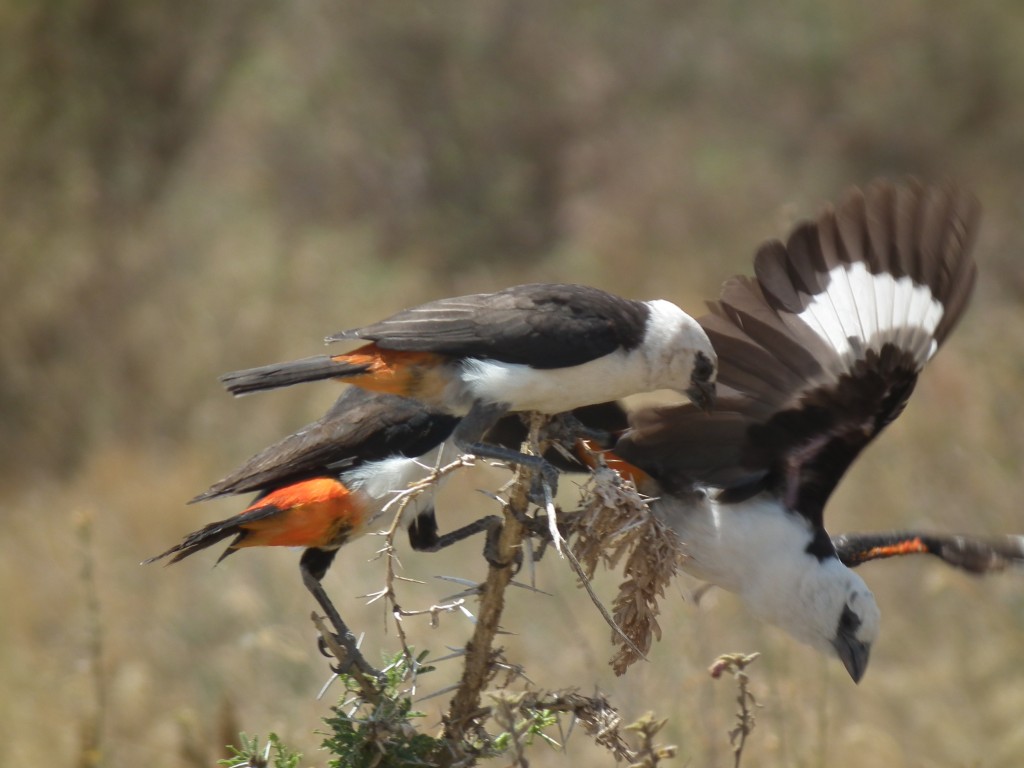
<box><xmin>220</xmin><ymin>355</ymin><xmax>370</xmax><ymax>396</ymax></box>
<box><xmin>143</xmin><ymin>520</ymin><xmax>245</xmax><ymax>565</ymax></box>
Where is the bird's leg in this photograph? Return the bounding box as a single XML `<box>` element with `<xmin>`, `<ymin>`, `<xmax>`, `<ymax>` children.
<box><xmin>453</xmin><ymin>402</ymin><xmax>560</xmax><ymax>502</ymax></box>
<box><xmin>299</xmin><ymin>549</ymin><xmax>381</xmax><ymax>683</ymax></box>
<box><xmin>407</xmin><ymin>510</ymin><xmax>504</xmax><ymax>553</ymax></box>
<box><xmin>404</xmin><ymin>505</ymin><xmax>517</xmax><ymax>569</ymax></box>
<box><xmin>543</xmin><ymin>411</ymin><xmax>613</xmax><ymax>449</ymax></box>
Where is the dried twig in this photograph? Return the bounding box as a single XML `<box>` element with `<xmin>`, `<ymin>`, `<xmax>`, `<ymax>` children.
<box><xmin>562</xmin><ymin>537</ymin><xmax>648</xmax><ymax>664</ymax></box>
<box><xmin>75</xmin><ymin>510</ymin><xmax>106</xmax><ymax>768</ymax></box>
<box><xmin>442</xmin><ymin>414</ymin><xmax>545</xmax><ymax>748</ymax></box>
<box><xmin>508</xmin><ymin>690</ymin><xmax>652</xmax><ymax>763</ymax></box>
<box><xmin>709</xmin><ymin>652</ymin><xmax>761</xmax><ymax>768</ymax></box>
<box><xmin>624</xmin><ymin>711</ymin><xmax>677</xmax><ymax>768</ymax></box>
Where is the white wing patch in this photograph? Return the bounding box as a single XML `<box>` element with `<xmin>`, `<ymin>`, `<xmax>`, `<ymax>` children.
<box><xmin>798</xmin><ymin>263</ymin><xmax>944</xmax><ymax>364</ymax></box>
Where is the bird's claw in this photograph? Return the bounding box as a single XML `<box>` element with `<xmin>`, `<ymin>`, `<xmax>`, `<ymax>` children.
<box><xmin>482</xmin><ymin>517</ymin><xmax>523</xmax><ymax>572</ymax></box>
<box><xmin>526</xmin><ymin>461</ymin><xmax>560</xmax><ymax>506</ymax></box>
<box><xmin>545</xmin><ymin>412</ymin><xmax>613</xmax><ymax>447</ymax></box>
<box><xmin>318</xmin><ymin>633</ymin><xmax>356</xmax><ymax>673</ymax></box>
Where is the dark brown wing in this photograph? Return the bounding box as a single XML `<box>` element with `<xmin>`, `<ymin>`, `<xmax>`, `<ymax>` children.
<box><xmin>191</xmin><ymin>388</ymin><xmax>459</xmax><ymax>503</ymax></box>
<box><xmin>326</xmin><ymin>283</ymin><xmax>650</xmax><ymax>369</ymax></box>
<box><xmin>617</xmin><ymin>180</ymin><xmax>980</xmax><ymax>530</ymax></box>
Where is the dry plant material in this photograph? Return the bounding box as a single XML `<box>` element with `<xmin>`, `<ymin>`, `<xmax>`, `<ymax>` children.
<box><xmin>709</xmin><ymin>652</ymin><xmax>761</xmax><ymax>768</ymax></box>
<box><xmin>74</xmin><ymin>509</ymin><xmax>106</xmax><ymax>768</ymax></box>
<box><xmin>569</xmin><ymin>463</ymin><xmax>685</xmax><ymax>675</ymax></box>
<box><xmin>624</xmin><ymin>711</ymin><xmax>677</xmax><ymax>768</ymax></box>
<box><xmin>515</xmin><ymin>690</ymin><xmax>635</xmax><ymax>762</ymax></box>
<box><xmin>305</xmin><ymin>426</ymin><xmax>685</xmax><ymax>765</ymax></box>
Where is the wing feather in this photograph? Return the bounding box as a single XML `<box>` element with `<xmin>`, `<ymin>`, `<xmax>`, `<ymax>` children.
<box><xmin>326</xmin><ymin>283</ymin><xmax>650</xmax><ymax>369</ymax></box>
<box><xmin>617</xmin><ymin>179</ymin><xmax>980</xmax><ymax>530</ymax></box>
<box><xmin>191</xmin><ymin>389</ymin><xmax>458</xmax><ymax>502</ymax></box>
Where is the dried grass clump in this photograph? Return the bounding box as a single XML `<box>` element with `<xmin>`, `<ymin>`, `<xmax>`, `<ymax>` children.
<box><xmin>569</xmin><ymin>462</ymin><xmax>685</xmax><ymax>675</ymax></box>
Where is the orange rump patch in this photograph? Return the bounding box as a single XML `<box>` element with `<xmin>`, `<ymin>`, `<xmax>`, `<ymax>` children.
<box><xmin>864</xmin><ymin>537</ymin><xmax>928</xmax><ymax>561</ymax></box>
<box><xmin>331</xmin><ymin>344</ymin><xmax>450</xmax><ymax>400</ymax></box>
<box><xmin>235</xmin><ymin>478</ymin><xmax>369</xmax><ymax>550</ymax></box>
<box><xmin>578</xmin><ymin>440</ymin><xmax>653</xmax><ymax>488</ymax></box>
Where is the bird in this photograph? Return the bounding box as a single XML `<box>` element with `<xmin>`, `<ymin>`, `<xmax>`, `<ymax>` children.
<box><xmin>218</xmin><ymin>283</ymin><xmax>718</xmax><ymax>490</ymax></box>
<box><xmin>612</xmin><ymin>179</ymin><xmax>982</xmax><ymax>682</ymax></box>
<box><xmin>156</xmin><ymin>388</ymin><xmax>470</xmax><ymax>558</ymax></box>
<box><xmin>574</xmin><ymin>434</ymin><xmax>1024</xmax><ymax>577</ymax></box>
<box><xmin>146</xmin><ymin>387</ymin><xmax>626</xmax><ymax>668</ymax></box>
<box><xmin>145</xmin><ymin>388</ymin><xmax>489</xmax><ymax>674</ymax></box>
<box><xmin>160</xmin><ymin>391</ymin><xmax>631</xmax><ymax>571</ymax></box>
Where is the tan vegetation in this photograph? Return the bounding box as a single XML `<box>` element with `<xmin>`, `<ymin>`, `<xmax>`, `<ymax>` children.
<box><xmin>3</xmin><ymin>2</ymin><xmax>1024</xmax><ymax>765</ymax></box>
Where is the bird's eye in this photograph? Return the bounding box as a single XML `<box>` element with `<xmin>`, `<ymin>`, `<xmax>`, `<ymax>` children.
<box><xmin>839</xmin><ymin>604</ymin><xmax>862</xmax><ymax>633</ymax></box>
<box><xmin>692</xmin><ymin>351</ymin><xmax>715</xmax><ymax>382</ymax></box>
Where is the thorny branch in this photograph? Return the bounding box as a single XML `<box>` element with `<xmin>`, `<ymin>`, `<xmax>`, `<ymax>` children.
<box><xmin>487</xmin><ymin>691</ymin><xmax>678</xmax><ymax>765</ymax></box>
<box><xmin>441</xmin><ymin>415</ymin><xmax>544</xmax><ymax>748</ymax></box>
<box><xmin>309</xmin><ymin>416</ymin><xmax>691</xmax><ymax>765</ymax></box>
<box><xmin>369</xmin><ymin>455</ymin><xmax>476</xmax><ymax>662</ymax></box>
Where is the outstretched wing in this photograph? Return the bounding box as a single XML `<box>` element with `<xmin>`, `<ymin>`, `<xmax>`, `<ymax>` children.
<box><xmin>191</xmin><ymin>388</ymin><xmax>459</xmax><ymax>503</ymax></box>
<box><xmin>617</xmin><ymin>180</ymin><xmax>979</xmax><ymax>529</ymax></box>
<box><xmin>833</xmin><ymin>531</ymin><xmax>1024</xmax><ymax>574</ymax></box>
<box><xmin>326</xmin><ymin>283</ymin><xmax>650</xmax><ymax>369</ymax></box>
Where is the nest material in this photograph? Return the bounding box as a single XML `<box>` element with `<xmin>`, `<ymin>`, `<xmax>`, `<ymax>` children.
<box><xmin>569</xmin><ymin>462</ymin><xmax>686</xmax><ymax>675</ymax></box>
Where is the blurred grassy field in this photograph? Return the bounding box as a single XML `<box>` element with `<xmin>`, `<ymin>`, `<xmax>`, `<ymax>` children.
<box><xmin>3</xmin><ymin>2</ymin><xmax>1024</xmax><ymax>766</ymax></box>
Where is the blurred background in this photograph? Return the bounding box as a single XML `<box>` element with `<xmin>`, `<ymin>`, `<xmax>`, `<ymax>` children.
<box><xmin>3</xmin><ymin>2</ymin><xmax>1024</xmax><ymax>766</ymax></box>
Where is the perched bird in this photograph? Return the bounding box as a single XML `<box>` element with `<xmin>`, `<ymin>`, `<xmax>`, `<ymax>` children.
<box><xmin>219</xmin><ymin>283</ymin><xmax>717</xmax><ymax>487</ymax></box>
<box><xmin>160</xmin><ymin>391</ymin><xmax>631</xmax><ymax>570</ymax></box>
<box><xmin>152</xmin><ymin>388</ymin><xmax>468</xmax><ymax>566</ymax></box>
<box><xmin>145</xmin><ymin>389</ymin><xmax>488</xmax><ymax>674</ymax></box>
<box><xmin>614</xmin><ymin>179</ymin><xmax>982</xmax><ymax>682</ymax></box>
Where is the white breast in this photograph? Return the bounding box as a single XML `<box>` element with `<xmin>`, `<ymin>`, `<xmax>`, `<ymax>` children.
<box><xmin>653</xmin><ymin>490</ymin><xmax>878</xmax><ymax>657</ymax></box>
<box><xmin>459</xmin><ymin>351</ymin><xmax>654</xmax><ymax>413</ymax></box>
<box><xmin>456</xmin><ymin>299</ymin><xmax>712</xmax><ymax>412</ymax></box>
<box><xmin>654</xmin><ymin>492</ymin><xmax>814</xmax><ymax>595</ymax></box>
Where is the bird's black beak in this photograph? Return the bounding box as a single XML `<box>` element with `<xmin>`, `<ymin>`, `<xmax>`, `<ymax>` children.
<box><xmin>686</xmin><ymin>378</ymin><xmax>717</xmax><ymax>414</ymax></box>
<box><xmin>832</xmin><ymin>629</ymin><xmax>871</xmax><ymax>683</ymax></box>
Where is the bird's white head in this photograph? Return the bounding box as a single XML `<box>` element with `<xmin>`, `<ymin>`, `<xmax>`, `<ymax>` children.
<box><xmin>642</xmin><ymin>300</ymin><xmax>718</xmax><ymax>412</ymax></box>
<box><xmin>745</xmin><ymin>554</ymin><xmax>880</xmax><ymax>682</ymax></box>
